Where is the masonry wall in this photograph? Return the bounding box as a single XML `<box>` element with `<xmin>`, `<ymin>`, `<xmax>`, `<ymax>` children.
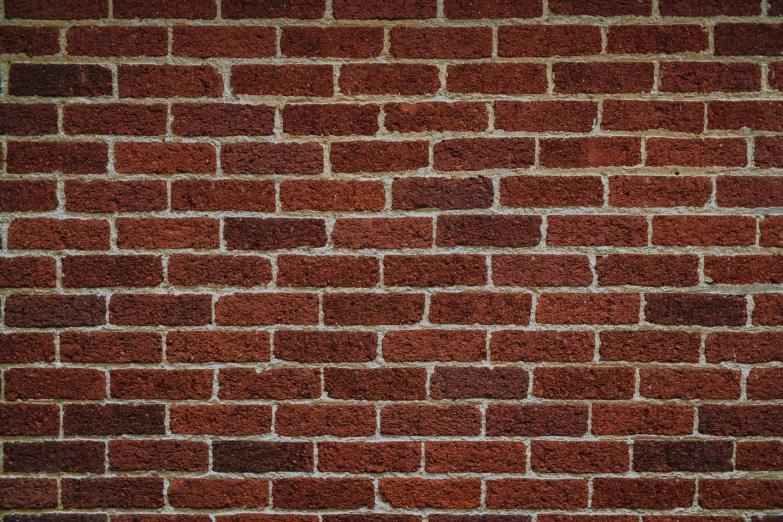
<box><xmin>1</xmin><ymin>0</ymin><xmax>783</xmax><ymax>519</ymax></box>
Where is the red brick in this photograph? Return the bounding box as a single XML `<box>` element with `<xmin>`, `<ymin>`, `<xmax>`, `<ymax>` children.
<box><xmin>597</xmin><ymin>254</ymin><xmax>698</xmax><ymax>287</ymax></box>
<box><xmin>601</xmin><ymin>331</ymin><xmax>701</xmax><ymax>363</ymax></box>
<box><xmin>277</xmin><ymin>255</ymin><xmax>378</xmax><ymax>288</ymax></box>
<box><xmin>646</xmin><ymin>293</ymin><xmax>747</xmax><ymax>326</ymax></box>
<box><xmin>63</xmin><ymin>255</ymin><xmax>162</xmax><ymax>288</ymax></box>
<box><xmin>748</xmin><ymin>368</ymin><xmax>783</xmax><ymax>399</ymax></box>
<box><xmin>212</xmin><ymin>441</ymin><xmax>313</xmax><ymax>473</ymax></box>
<box><xmin>64</xmin><ymin>404</ymin><xmax>165</xmax><ymax>436</ymax></box>
<box><xmin>383</xmin><ymin>329</ymin><xmax>485</xmax><ymax>362</ymax></box>
<box><xmin>609</xmin><ymin>175</ymin><xmax>711</xmax><ymax>208</ymax></box>
<box><xmin>114</xmin><ymin>0</ymin><xmax>216</xmax><ymax>18</ymax></box>
<box><xmin>541</xmin><ymin>137</ymin><xmax>641</xmax><ymax>168</ymax></box>
<box><xmin>325</xmin><ymin>367</ymin><xmax>426</xmax><ymax>400</ymax></box>
<box><xmin>430</xmin><ymin>292</ymin><xmax>532</xmax><ymax>325</ymax></box>
<box><xmin>492</xmin><ymin>255</ymin><xmax>591</xmax><ymax>287</ymax></box>
<box><xmin>65</xmin><ymin>180</ymin><xmax>167</xmax><ymax>213</ymax></box>
<box><xmin>7</xmin><ymin>141</ymin><xmax>108</xmax><ymax>174</ymax></box>
<box><xmin>0</xmin><ymin>333</ymin><xmax>55</xmax><ymax>363</ymax></box>
<box><xmin>4</xmin><ymin>441</ymin><xmax>105</xmax><ymax>473</ymax></box>
<box><xmin>275</xmin><ymin>330</ymin><xmax>376</xmax><ymax>363</ymax></box>
<box><xmin>715</xmin><ymin>24</ymin><xmax>783</xmax><ymax>56</ymax></box>
<box><xmin>333</xmin><ymin>217</ymin><xmax>432</xmax><ymax>249</ymax></box>
<box><xmin>551</xmin><ymin>0</ymin><xmax>651</xmax><ymax>13</ymax></box>
<box><xmin>282</xmin><ymin>27</ymin><xmax>383</xmax><ymax>57</ymax></box>
<box><xmin>218</xmin><ymin>368</ymin><xmax>321</xmax><ymax>400</ymax></box>
<box><xmin>0</xmin><ymin>26</ymin><xmax>60</xmax><ymax>55</ymax></box>
<box><xmin>232</xmin><ymin>65</ymin><xmax>333</xmax><ymax>96</ymax></box>
<box><xmin>635</xmin><ymin>441</ymin><xmax>733</xmax><ymax>472</ymax></box>
<box><xmin>334</xmin><ymin>0</ymin><xmax>436</xmax><ymax>19</ymax></box>
<box><xmin>319</xmin><ymin>442</ymin><xmax>420</xmax><ymax>473</ymax></box>
<box><xmin>109</xmin><ymin>440</ymin><xmax>208</xmax><ymax>472</ymax></box>
<box><xmin>391</xmin><ymin>27</ymin><xmax>491</xmax><ymax>59</ymax></box>
<box><xmin>486</xmin><ymin>479</ymin><xmax>588</xmax><ymax>509</ymax></box>
<box><xmin>380</xmin><ymin>479</ymin><xmax>481</xmax><ymax>509</ymax></box>
<box><xmin>532</xmin><ymin>441</ymin><xmax>629</xmax><ymax>473</ymax></box>
<box><xmin>223</xmin><ymin>0</ymin><xmax>325</xmax><ymax>18</ymax></box>
<box><xmin>718</xmin><ymin>176</ymin><xmax>783</xmax><ymax>207</ymax></box>
<box><xmin>332</xmin><ymin>141</ymin><xmax>429</xmax><ymax>172</ymax></box>
<box><xmin>593</xmin><ymin>404</ymin><xmax>694</xmax><ymax>435</ymax></box>
<box><xmin>115</xmin><ymin>142</ymin><xmax>216</xmax><ymax>174</ymax></box>
<box><xmin>502</xmin><ymin>176</ymin><xmax>603</xmax><ymax>208</ymax></box>
<box><xmin>385</xmin><ymin>102</ymin><xmax>488</xmax><ymax>132</ymax></box>
<box><xmin>660</xmin><ymin>0</ymin><xmax>759</xmax><ymax>15</ymax></box>
<box><xmin>110</xmin><ymin>369</ymin><xmax>212</xmax><ymax>400</ymax></box>
<box><xmin>608</xmin><ymin>25</ymin><xmax>707</xmax><ymax>54</ymax></box>
<box><xmin>276</xmin><ymin>404</ymin><xmax>376</xmax><ymax>436</ymax></box>
<box><xmin>706</xmin><ymin>332</ymin><xmax>783</xmax><ymax>363</ymax></box>
<box><xmin>440</xmin><ymin>215</ymin><xmax>542</xmax><ymax>248</ymax></box>
<box><xmin>61</xmin><ymin>332</ymin><xmax>162</xmax><ymax>363</ymax></box>
<box><xmin>8</xmin><ymin>218</ymin><xmax>109</xmax><ymax>251</ymax></box>
<box><xmin>0</xmin><ymin>104</ymin><xmax>58</xmax><ymax>135</ymax></box>
<box><xmin>167</xmin><ymin>331</ymin><xmax>269</xmax><ymax>363</ymax></box>
<box><xmin>0</xmin><ymin>479</ymin><xmax>58</xmax><ymax>509</ymax></box>
<box><xmin>549</xmin><ymin>215</ymin><xmax>648</xmax><ymax>246</ymax></box>
<box><xmin>223</xmin><ymin>142</ymin><xmax>324</xmax><ymax>174</ymax></box>
<box><xmin>0</xmin><ymin>404</ymin><xmax>59</xmax><ymax>436</ymax></box>
<box><xmin>4</xmin><ymin>368</ymin><xmax>105</xmax><ymax>400</ymax></box>
<box><xmin>64</xmin><ymin>104</ymin><xmax>166</xmax><ymax>136</ymax></box>
<box><xmin>385</xmin><ymin>254</ymin><xmax>487</xmax><ymax>287</ymax></box>
<box><xmin>700</xmin><ymin>480</ymin><xmax>783</xmax><ymax>510</ymax></box>
<box><xmin>324</xmin><ymin>292</ymin><xmax>425</xmax><ymax>325</ymax></box>
<box><xmin>426</xmin><ymin>441</ymin><xmax>526</xmax><ymax>473</ymax></box>
<box><xmin>534</xmin><ymin>366</ymin><xmax>635</xmax><ymax>399</ymax></box>
<box><xmin>710</xmin><ymin>101</ymin><xmax>783</xmax><ymax>132</ymax></box>
<box><xmin>170</xmin><ymin>405</ymin><xmax>272</xmax><ymax>436</ymax></box>
<box><xmin>394</xmin><ymin>178</ymin><xmax>492</xmax><ymax>210</ymax></box>
<box><xmin>661</xmin><ymin>62</ymin><xmax>761</xmax><ymax>92</ymax></box>
<box><xmin>754</xmin><ymin>293</ymin><xmax>783</xmax><ymax>326</ymax></box>
<box><xmin>491</xmin><ymin>330</ymin><xmax>594</xmax><ymax>362</ymax></box>
<box><xmin>495</xmin><ymin>101</ymin><xmax>597</xmax><ymax>132</ymax></box>
<box><xmin>5</xmin><ymin>294</ymin><xmax>106</xmax><ymax>328</ymax></box>
<box><xmin>448</xmin><ymin>63</ymin><xmax>547</xmax><ymax>94</ymax></box>
<box><xmin>117</xmin><ymin>218</ymin><xmax>219</xmax><ymax>249</ymax></box>
<box><xmin>273</xmin><ymin>479</ymin><xmax>374</xmax><ymax>509</ymax></box>
<box><xmin>648</xmin><ymin>138</ymin><xmax>747</xmax><ymax>167</ymax></box>
<box><xmin>283</xmin><ymin>104</ymin><xmax>379</xmax><ymax>135</ymax></box>
<box><xmin>66</xmin><ymin>26</ymin><xmax>167</xmax><ymax>56</ymax></box>
<box><xmin>119</xmin><ymin>65</ymin><xmax>222</xmax><ymax>98</ymax></box>
<box><xmin>653</xmin><ymin>216</ymin><xmax>755</xmax><ymax>246</ymax></box>
<box><xmin>593</xmin><ymin>479</ymin><xmax>695</xmax><ymax>509</ymax></box>
<box><xmin>432</xmin><ymin>366</ymin><xmax>528</xmax><ymax>399</ymax></box>
<box><xmin>281</xmin><ymin>180</ymin><xmax>385</xmax><ymax>211</ymax></box>
<box><xmin>169</xmin><ymin>255</ymin><xmax>272</xmax><ymax>287</ymax></box>
<box><xmin>169</xmin><ymin>479</ymin><xmax>268</xmax><ymax>509</ymax></box>
<box><xmin>554</xmin><ymin>62</ymin><xmax>654</xmax><ymax>93</ymax></box>
<box><xmin>737</xmin><ymin>441</ymin><xmax>783</xmax><ymax>470</ymax></box>
<box><xmin>756</xmin><ymin>137</ymin><xmax>783</xmax><ymax>168</ymax></box>
<box><xmin>110</xmin><ymin>294</ymin><xmax>211</xmax><ymax>326</ymax></box>
<box><xmin>537</xmin><ymin>293</ymin><xmax>640</xmax><ymax>325</ymax></box>
<box><xmin>640</xmin><ymin>368</ymin><xmax>741</xmax><ymax>399</ymax></box>
<box><xmin>216</xmin><ymin>293</ymin><xmax>318</xmax><ymax>325</ymax></box>
<box><xmin>225</xmin><ymin>218</ymin><xmax>327</xmax><ymax>249</ymax></box>
<box><xmin>172</xmin><ymin>103</ymin><xmax>275</xmax><ymax>136</ymax></box>
<box><xmin>769</xmin><ymin>63</ymin><xmax>783</xmax><ymax>91</ymax></box>
<box><xmin>382</xmin><ymin>404</ymin><xmax>482</xmax><ymax>436</ymax></box>
<box><xmin>173</xmin><ymin>26</ymin><xmax>276</xmax><ymax>58</ymax></box>
<box><xmin>699</xmin><ymin>405</ymin><xmax>783</xmax><ymax>436</ymax></box>
<box><xmin>435</xmin><ymin>138</ymin><xmax>535</xmax><ymax>171</ymax></box>
<box><xmin>340</xmin><ymin>64</ymin><xmax>440</xmax><ymax>95</ymax></box>
<box><xmin>445</xmin><ymin>0</ymin><xmax>542</xmax><ymax>18</ymax></box>
<box><xmin>0</xmin><ymin>256</ymin><xmax>56</xmax><ymax>288</ymax></box>
<box><xmin>0</xmin><ymin>180</ymin><xmax>58</xmax><ymax>212</ymax></box>
<box><xmin>9</xmin><ymin>64</ymin><xmax>112</xmax><ymax>96</ymax></box>
<box><xmin>603</xmin><ymin>100</ymin><xmax>704</xmax><ymax>133</ymax></box>
<box><xmin>499</xmin><ymin>25</ymin><xmax>600</xmax><ymax>57</ymax></box>
<box><xmin>172</xmin><ymin>180</ymin><xmax>274</xmax><ymax>212</ymax></box>
<box><xmin>706</xmin><ymin>255</ymin><xmax>783</xmax><ymax>284</ymax></box>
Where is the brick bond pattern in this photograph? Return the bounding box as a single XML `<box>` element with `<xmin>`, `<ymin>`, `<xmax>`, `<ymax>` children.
<box><xmin>1</xmin><ymin>0</ymin><xmax>783</xmax><ymax>519</ymax></box>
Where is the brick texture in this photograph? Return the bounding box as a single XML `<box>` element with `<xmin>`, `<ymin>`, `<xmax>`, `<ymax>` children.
<box><xmin>0</xmin><ymin>3</ymin><xmax>781</xmax><ymax>521</ymax></box>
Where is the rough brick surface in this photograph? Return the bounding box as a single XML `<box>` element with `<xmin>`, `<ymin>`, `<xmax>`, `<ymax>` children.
<box><xmin>0</xmin><ymin>3</ymin><xmax>780</xmax><ymax>521</ymax></box>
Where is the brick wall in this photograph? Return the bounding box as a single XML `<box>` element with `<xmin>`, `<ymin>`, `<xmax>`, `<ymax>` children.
<box><xmin>1</xmin><ymin>0</ymin><xmax>783</xmax><ymax>518</ymax></box>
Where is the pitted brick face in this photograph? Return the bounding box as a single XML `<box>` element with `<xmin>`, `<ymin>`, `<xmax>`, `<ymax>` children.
<box><xmin>1</xmin><ymin>0</ymin><xmax>782</xmax><ymax>519</ymax></box>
